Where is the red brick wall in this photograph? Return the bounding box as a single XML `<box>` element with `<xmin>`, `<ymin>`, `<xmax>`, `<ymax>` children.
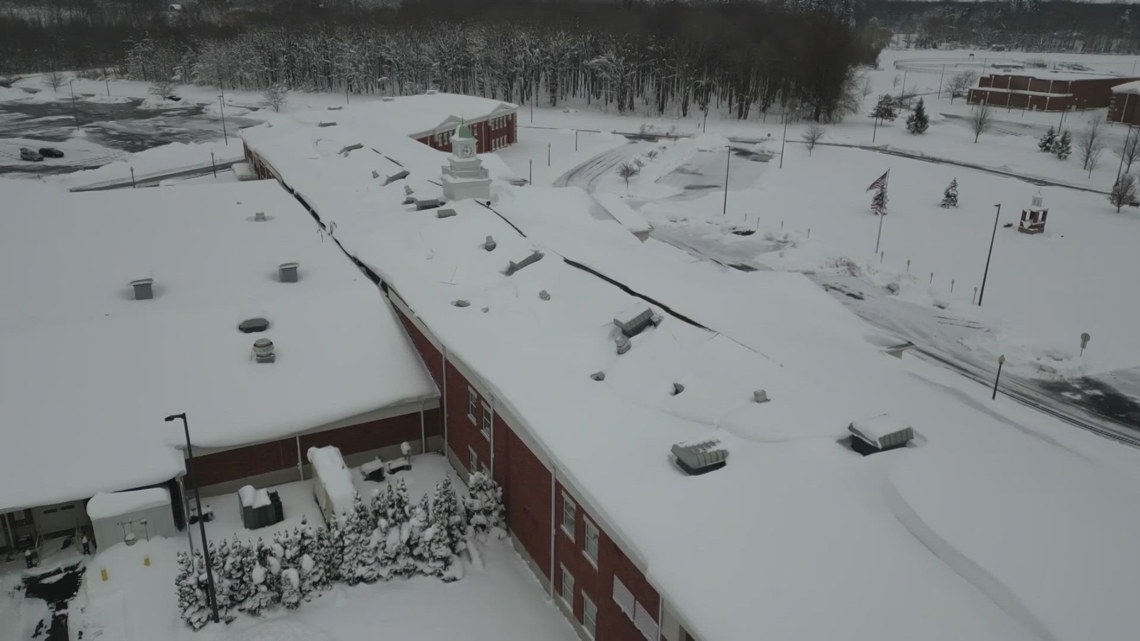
<box><xmin>1109</xmin><ymin>92</ymin><xmax>1140</xmax><ymax>124</ymax></box>
<box><xmin>394</xmin><ymin>308</ymin><xmax>444</xmax><ymax>390</ymax></box>
<box><xmin>444</xmin><ymin>360</ymin><xmax>492</xmax><ymax>474</ymax></box>
<box><xmin>503</xmin><ymin>424</ymin><xmax>552</xmax><ymax>580</ymax></box>
<box><xmin>556</xmin><ymin>482</ymin><xmax>659</xmax><ymax>641</ymax></box>
<box><xmin>189</xmin><ymin>410</ymin><xmax>430</xmax><ymax>488</ymax></box>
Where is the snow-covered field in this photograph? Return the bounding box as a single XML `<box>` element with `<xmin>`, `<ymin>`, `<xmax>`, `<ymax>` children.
<box><xmin>1</xmin><ymin>455</ymin><xmax>576</xmax><ymax>641</ymax></box>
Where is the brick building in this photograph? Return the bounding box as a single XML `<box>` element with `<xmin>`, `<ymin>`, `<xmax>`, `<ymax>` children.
<box><xmin>0</xmin><ymin>180</ymin><xmax>438</xmax><ymax>552</ymax></box>
<box><xmin>237</xmin><ymin>112</ymin><xmax>1140</xmax><ymax>641</ymax></box>
<box><xmin>968</xmin><ymin>72</ymin><xmax>1140</xmax><ymax>111</ymax></box>
<box><xmin>1108</xmin><ymin>80</ymin><xmax>1140</xmax><ymax>125</ymax></box>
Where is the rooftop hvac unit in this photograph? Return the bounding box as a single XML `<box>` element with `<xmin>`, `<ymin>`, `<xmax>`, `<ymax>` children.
<box><xmin>130</xmin><ymin>278</ymin><xmax>154</xmax><ymax>300</ymax></box>
<box><xmin>613</xmin><ymin>305</ymin><xmax>660</xmax><ymax>338</ymax></box>
<box><xmin>436</xmin><ymin>208</ymin><xmax>457</xmax><ymax>219</ymax></box>
<box><xmin>671</xmin><ymin>440</ymin><xmax>728</xmax><ymax>475</ymax></box>
<box><xmin>317</xmin><ymin>121</ymin><xmax>337</xmax><ymax>128</ymax></box>
<box><xmin>505</xmin><ymin>251</ymin><xmax>544</xmax><ymax>276</ymax></box>
<box><xmin>238</xmin><ymin>317</ymin><xmax>270</xmax><ymax>333</ymax></box>
<box><xmin>254</xmin><ymin>211</ymin><xmax>268</xmax><ymax>222</ymax></box>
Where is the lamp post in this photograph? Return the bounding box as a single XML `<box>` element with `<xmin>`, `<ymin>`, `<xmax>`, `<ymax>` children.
<box><xmin>68</xmin><ymin>80</ymin><xmax>79</xmax><ymax>131</ymax></box>
<box><xmin>992</xmin><ymin>354</ymin><xmax>1006</xmax><ymax>400</ymax></box>
<box><xmin>218</xmin><ymin>96</ymin><xmax>228</xmax><ymax>146</ymax></box>
<box><xmin>165</xmin><ymin>413</ymin><xmax>219</xmax><ymax>623</ymax></box>
<box><xmin>978</xmin><ymin>203</ymin><xmax>1001</xmax><ymax>307</ymax></box>
<box><xmin>723</xmin><ymin>144</ymin><xmax>731</xmax><ymax>215</ymax></box>
<box><xmin>779</xmin><ymin>107</ymin><xmax>791</xmax><ymax>169</ymax></box>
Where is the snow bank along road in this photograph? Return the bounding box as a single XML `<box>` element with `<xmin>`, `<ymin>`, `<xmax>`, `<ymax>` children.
<box><xmin>552</xmin><ymin>142</ymin><xmax>648</xmax><ymax>192</ymax></box>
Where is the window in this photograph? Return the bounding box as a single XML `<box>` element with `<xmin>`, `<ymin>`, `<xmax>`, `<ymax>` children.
<box><xmin>481</xmin><ymin>403</ymin><xmax>492</xmax><ymax>440</ymax></box>
<box><xmin>613</xmin><ymin>576</ymin><xmax>635</xmax><ymax>618</ymax></box>
<box><xmin>582</xmin><ymin>594</ymin><xmax>597</xmax><ymax>639</ymax></box>
<box><xmin>561</xmin><ymin>565</ymin><xmax>575</xmax><ymax>605</ymax></box>
<box><xmin>561</xmin><ymin>494</ymin><xmax>576</xmax><ymax>539</ymax></box>
<box><xmin>437</xmin><ymin>130</ymin><xmax>452</xmax><ymax>146</ymax></box>
<box><xmin>584</xmin><ymin>518</ymin><xmax>599</xmax><ymax>565</ymax></box>
<box><xmin>468</xmin><ymin>387</ymin><xmax>477</xmax><ymax>424</ymax></box>
<box><xmin>469</xmin><ymin>446</ymin><xmax>478</xmax><ymax>474</ymax></box>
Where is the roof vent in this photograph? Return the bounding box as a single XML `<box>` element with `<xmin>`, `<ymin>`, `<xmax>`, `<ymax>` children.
<box><xmin>238</xmin><ymin>317</ymin><xmax>270</xmax><ymax>333</ymax></box>
<box><xmin>404</xmin><ymin>185</ymin><xmax>415</xmax><ymax>196</ymax></box>
<box><xmin>278</xmin><ymin>262</ymin><xmax>300</xmax><ymax>283</ymax></box>
<box><xmin>615</xmin><ymin>335</ymin><xmax>631</xmax><ymax>355</ymax></box>
<box><xmin>317</xmin><ymin>121</ymin><xmax>336</xmax><ymax>127</ymax></box>
<box><xmin>452</xmin><ymin>299</ymin><xmax>471</xmax><ymax>308</ymax></box>
<box><xmin>848</xmin><ymin>414</ymin><xmax>914</xmax><ymax>456</ymax></box>
<box><xmin>484</xmin><ymin>236</ymin><xmax>497</xmax><ymax>251</ymax></box>
<box><xmin>753</xmin><ymin>389</ymin><xmax>770</xmax><ymax>403</ymax></box>
<box><xmin>539</xmin><ymin>290</ymin><xmax>551</xmax><ymax>301</ymax></box>
<box><xmin>338</xmin><ymin>143</ymin><xmax>363</xmax><ymax>157</ymax></box>
<box><xmin>371</xmin><ymin>170</ymin><xmax>380</xmax><ymax>179</ymax></box>
<box><xmin>252</xmin><ymin>338</ymin><xmax>276</xmax><ymax>363</ymax></box>
<box><xmin>254</xmin><ymin>211</ymin><xmax>268</xmax><ymax>222</ymax></box>
<box><xmin>671</xmin><ymin>383</ymin><xmax>685</xmax><ymax>396</ymax></box>
<box><xmin>130</xmin><ymin>278</ymin><xmax>154</xmax><ymax>300</ymax></box>
<box><xmin>384</xmin><ymin>169</ymin><xmax>409</xmax><ymax>185</ymax></box>
<box><xmin>591</xmin><ymin>371</ymin><xmax>606</xmax><ymax>381</ymax></box>
<box><xmin>671</xmin><ymin>440</ymin><xmax>728</xmax><ymax>476</ymax></box>
<box><xmin>505</xmin><ymin>251</ymin><xmax>544</xmax><ymax>276</ymax></box>
<box><xmin>437</xmin><ymin>208</ymin><xmax>456</xmax><ymax>219</ymax></box>
<box><xmin>613</xmin><ymin>305</ymin><xmax>661</xmax><ymax>338</ymax></box>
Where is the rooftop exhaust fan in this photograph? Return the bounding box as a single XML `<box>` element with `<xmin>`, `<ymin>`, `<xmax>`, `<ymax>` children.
<box><xmin>753</xmin><ymin>389</ymin><xmax>770</xmax><ymax>403</ymax></box>
<box><xmin>590</xmin><ymin>371</ymin><xmax>606</xmax><ymax>381</ymax></box>
<box><xmin>484</xmin><ymin>236</ymin><xmax>497</xmax><ymax>251</ymax></box>
<box><xmin>130</xmin><ymin>278</ymin><xmax>154</xmax><ymax>300</ymax></box>
<box><xmin>279</xmin><ymin>262</ymin><xmax>300</xmax><ymax>283</ymax></box>
<box><xmin>671</xmin><ymin>440</ymin><xmax>728</xmax><ymax>476</ymax></box>
<box><xmin>252</xmin><ymin>338</ymin><xmax>276</xmax><ymax>363</ymax></box>
<box><xmin>615</xmin><ymin>335</ymin><xmax>631</xmax><ymax>355</ymax></box>
<box><xmin>254</xmin><ymin>211</ymin><xmax>268</xmax><ymax>222</ymax></box>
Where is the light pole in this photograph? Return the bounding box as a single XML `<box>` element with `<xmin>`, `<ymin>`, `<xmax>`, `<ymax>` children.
<box><xmin>978</xmin><ymin>203</ymin><xmax>1001</xmax><ymax>307</ymax></box>
<box><xmin>723</xmin><ymin>145</ymin><xmax>731</xmax><ymax>215</ymax></box>
<box><xmin>165</xmin><ymin>413</ymin><xmax>219</xmax><ymax>624</ymax></box>
<box><xmin>68</xmin><ymin>80</ymin><xmax>79</xmax><ymax>131</ymax></box>
<box><xmin>1115</xmin><ymin>125</ymin><xmax>1135</xmax><ymax>184</ymax></box>
<box><xmin>872</xmin><ymin>115</ymin><xmax>879</xmax><ymax>144</ymax></box>
<box><xmin>992</xmin><ymin>354</ymin><xmax>1006</xmax><ymax>400</ymax></box>
<box><xmin>779</xmin><ymin>107</ymin><xmax>790</xmax><ymax>169</ymax></box>
<box><xmin>218</xmin><ymin>96</ymin><xmax>228</xmax><ymax>146</ymax></box>
<box><xmin>938</xmin><ymin>64</ymin><xmax>946</xmax><ymax>99</ymax></box>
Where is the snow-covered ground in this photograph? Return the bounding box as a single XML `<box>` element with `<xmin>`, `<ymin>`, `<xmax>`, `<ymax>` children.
<box><xmin>1</xmin><ymin>455</ymin><xmax>577</xmax><ymax>641</ymax></box>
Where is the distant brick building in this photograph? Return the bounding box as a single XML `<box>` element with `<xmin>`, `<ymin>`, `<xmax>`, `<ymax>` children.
<box><xmin>968</xmin><ymin>72</ymin><xmax>1140</xmax><ymax>112</ymax></box>
<box><xmin>1108</xmin><ymin>81</ymin><xmax>1140</xmax><ymax>125</ymax></box>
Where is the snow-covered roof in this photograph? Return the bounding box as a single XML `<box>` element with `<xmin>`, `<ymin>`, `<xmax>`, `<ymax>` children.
<box><xmin>1111</xmin><ymin>79</ymin><xmax>1140</xmax><ymax>95</ymax></box>
<box><xmin>0</xmin><ymin>180</ymin><xmax>436</xmax><ymax>512</ymax></box>
<box><xmin>87</xmin><ymin>487</ymin><xmax>171</xmax><ymax>521</ymax></box>
<box><xmin>307</xmin><ymin>446</ymin><xmax>355</xmax><ymax>517</ymax></box>
<box><xmin>849</xmin><ymin>413</ymin><xmax>910</xmax><ymax>446</ymax></box>
<box><xmin>593</xmin><ymin>192</ymin><xmax>653</xmax><ymax>236</ymax></box>
<box><xmin>238</xmin><ymin>113</ymin><xmax>1140</xmax><ymax>641</ymax></box>
<box><xmin>286</xmin><ymin>92</ymin><xmax>517</xmax><ymax>140</ymax></box>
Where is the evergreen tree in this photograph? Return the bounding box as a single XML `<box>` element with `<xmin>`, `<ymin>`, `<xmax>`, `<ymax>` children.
<box><xmin>1054</xmin><ymin>130</ymin><xmax>1072</xmax><ymax>159</ymax></box>
<box><xmin>432</xmin><ymin>477</ymin><xmax>467</xmax><ymax>556</ymax></box>
<box><xmin>422</xmin><ymin>523</ymin><xmax>453</xmax><ymax>579</ymax></box>
<box><xmin>208</xmin><ymin>540</ymin><xmax>233</xmax><ymax>623</ymax></box>
<box><xmin>941</xmin><ymin>178</ymin><xmax>959</xmax><ymax>208</ymax></box>
<box><xmin>407</xmin><ymin>494</ymin><xmax>433</xmax><ymax>574</ymax></box>
<box><xmin>176</xmin><ymin>551</ymin><xmax>211</xmax><ymax>630</ymax></box>
<box><xmin>1038</xmin><ymin>126</ymin><xmax>1056</xmax><ymax>152</ymax></box>
<box><xmin>871</xmin><ymin>184</ymin><xmax>888</xmax><ymax>215</ymax></box>
<box><xmin>465</xmin><ymin>471</ymin><xmax>506</xmax><ymax>537</ymax></box>
<box><xmin>869</xmin><ymin>94</ymin><xmax>898</xmax><ymax>122</ymax></box>
<box><xmin>280</xmin><ymin>568</ymin><xmax>302</xmax><ymax>610</ymax></box>
<box><xmin>219</xmin><ymin>537</ymin><xmax>256</xmax><ymax>621</ymax></box>
<box><xmin>338</xmin><ymin>495</ymin><xmax>365</xmax><ymax>585</ymax></box>
<box><xmin>298</xmin><ymin>553</ymin><xmax>318</xmax><ymax>603</ymax></box>
<box><xmin>244</xmin><ymin>563</ymin><xmax>278</xmax><ymax>616</ymax></box>
<box><xmin>323</xmin><ymin>517</ymin><xmax>344</xmax><ymax>584</ymax></box>
<box><xmin>302</xmin><ymin>518</ymin><xmax>332</xmax><ymax>592</ymax></box>
<box><xmin>905</xmin><ymin>98</ymin><xmax>929</xmax><ymax>134</ymax></box>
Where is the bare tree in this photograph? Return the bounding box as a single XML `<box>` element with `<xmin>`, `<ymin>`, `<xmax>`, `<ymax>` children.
<box><xmin>1109</xmin><ymin>174</ymin><xmax>1137</xmax><ymax>213</ymax></box>
<box><xmin>262</xmin><ymin>84</ymin><xmax>289</xmax><ymax>112</ymax></box>
<box><xmin>970</xmin><ymin>103</ymin><xmax>992</xmax><ymax>143</ymax></box>
<box><xmin>859</xmin><ymin>73</ymin><xmax>873</xmax><ymax>100</ymax></box>
<box><xmin>617</xmin><ymin>162</ymin><xmax>639</xmax><ymax>192</ymax></box>
<box><xmin>1078</xmin><ymin>117</ymin><xmax>1105</xmax><ymax>177</ymax></box>
<box><xmin>946</xmin><ymin>71</ymin><xmax>979</xmax><ymax>103</ymax></box>
<box><xmin>802</xmin><ymin>122</ymin><xmax>825</xmax><ymax>155</ymax></box>
<box><xmin>1118</xmin><ymin>127</ymin><xmax>1140</xmax><ymax>174</ymax></box>
<box><xmin>149</xmin><ymin>79</ymin><xmax>175</xmax><ymax>100</ymax></box>
<box><xmin>44</xmin><ymin>69</ymin><xmax>64</xmax><ymax>92</ymax></box>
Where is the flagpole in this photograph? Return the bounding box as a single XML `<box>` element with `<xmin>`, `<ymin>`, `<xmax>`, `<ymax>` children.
<box><xmin>875</xmin><ymin>208</ymin><xmax>885</xmax><ymax>254</ymax></box>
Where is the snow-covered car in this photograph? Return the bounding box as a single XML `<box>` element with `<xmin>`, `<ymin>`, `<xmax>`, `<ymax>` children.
<box><xmin>19</xmin><ymin>148</ymin><xmax>43</xmax><ymax>162</ymax></box>
<box><xmin>38</xmin><ymin>147</ymin><xmax>64</xmax><ymax>158</ymax></box>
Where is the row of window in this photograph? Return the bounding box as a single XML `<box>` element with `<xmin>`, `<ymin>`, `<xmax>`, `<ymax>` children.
<box><xmin>468</xmin><ymin>387</ymin><xmax>492</xmax><ymax>440</ymax></box>
<box><xmin>436</xmin><ymin>130</ymin><xmax>453</xmax><ymax>146</ymax></box>
<box><xmin>562</xmin><ymin>494</ymin><xmax>599</xmax><ymax>564</ymax></box>
<box><xmin>490</xmin><ymin>136</ymin><xmax>510</xmax><ymax>152</ymax></box>
<box><xmin>489</xmin><ymin>115</ymin><xmax>511</xmax><ymax>129</ymax></box>
<box><xmin>561</xmin><ymin>565</ymin><xmax>599</xmax><ymax>638</ymax></box>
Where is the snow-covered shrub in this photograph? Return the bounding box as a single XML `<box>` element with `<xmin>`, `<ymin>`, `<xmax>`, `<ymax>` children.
<box><xmin>464</xmin><ymin>472</ymin><xmax>505</xmax><ymax>538</ymax></box>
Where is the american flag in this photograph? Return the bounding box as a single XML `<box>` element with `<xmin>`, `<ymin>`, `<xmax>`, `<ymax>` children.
<box><xmin>866</xmin><ymin>170</ymin><xmax>889</xmax><ymax>192</ymax></box>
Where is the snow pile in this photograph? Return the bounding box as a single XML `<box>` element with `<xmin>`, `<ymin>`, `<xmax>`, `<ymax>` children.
<box><xmin>87</xmin><ymin>487</ymin><xmax>171</xmax><ymax>520</ymax></box>
<box><xmin>307</xmin><ymin>446</ymin><xmax>355</xmax><ymax>517</ymax></box>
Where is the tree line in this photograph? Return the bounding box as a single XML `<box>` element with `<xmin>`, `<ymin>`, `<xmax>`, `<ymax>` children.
<box><xmin>3</xmin><ymin>0</ymin><xmax>882</xmax><ymax>123</ymax></box>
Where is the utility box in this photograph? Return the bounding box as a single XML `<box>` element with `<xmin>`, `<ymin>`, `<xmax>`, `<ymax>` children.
<box><xmin>238</xmin><ymin>486</ymin><xmax>284</xmax><ymax>530</ymax></box>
